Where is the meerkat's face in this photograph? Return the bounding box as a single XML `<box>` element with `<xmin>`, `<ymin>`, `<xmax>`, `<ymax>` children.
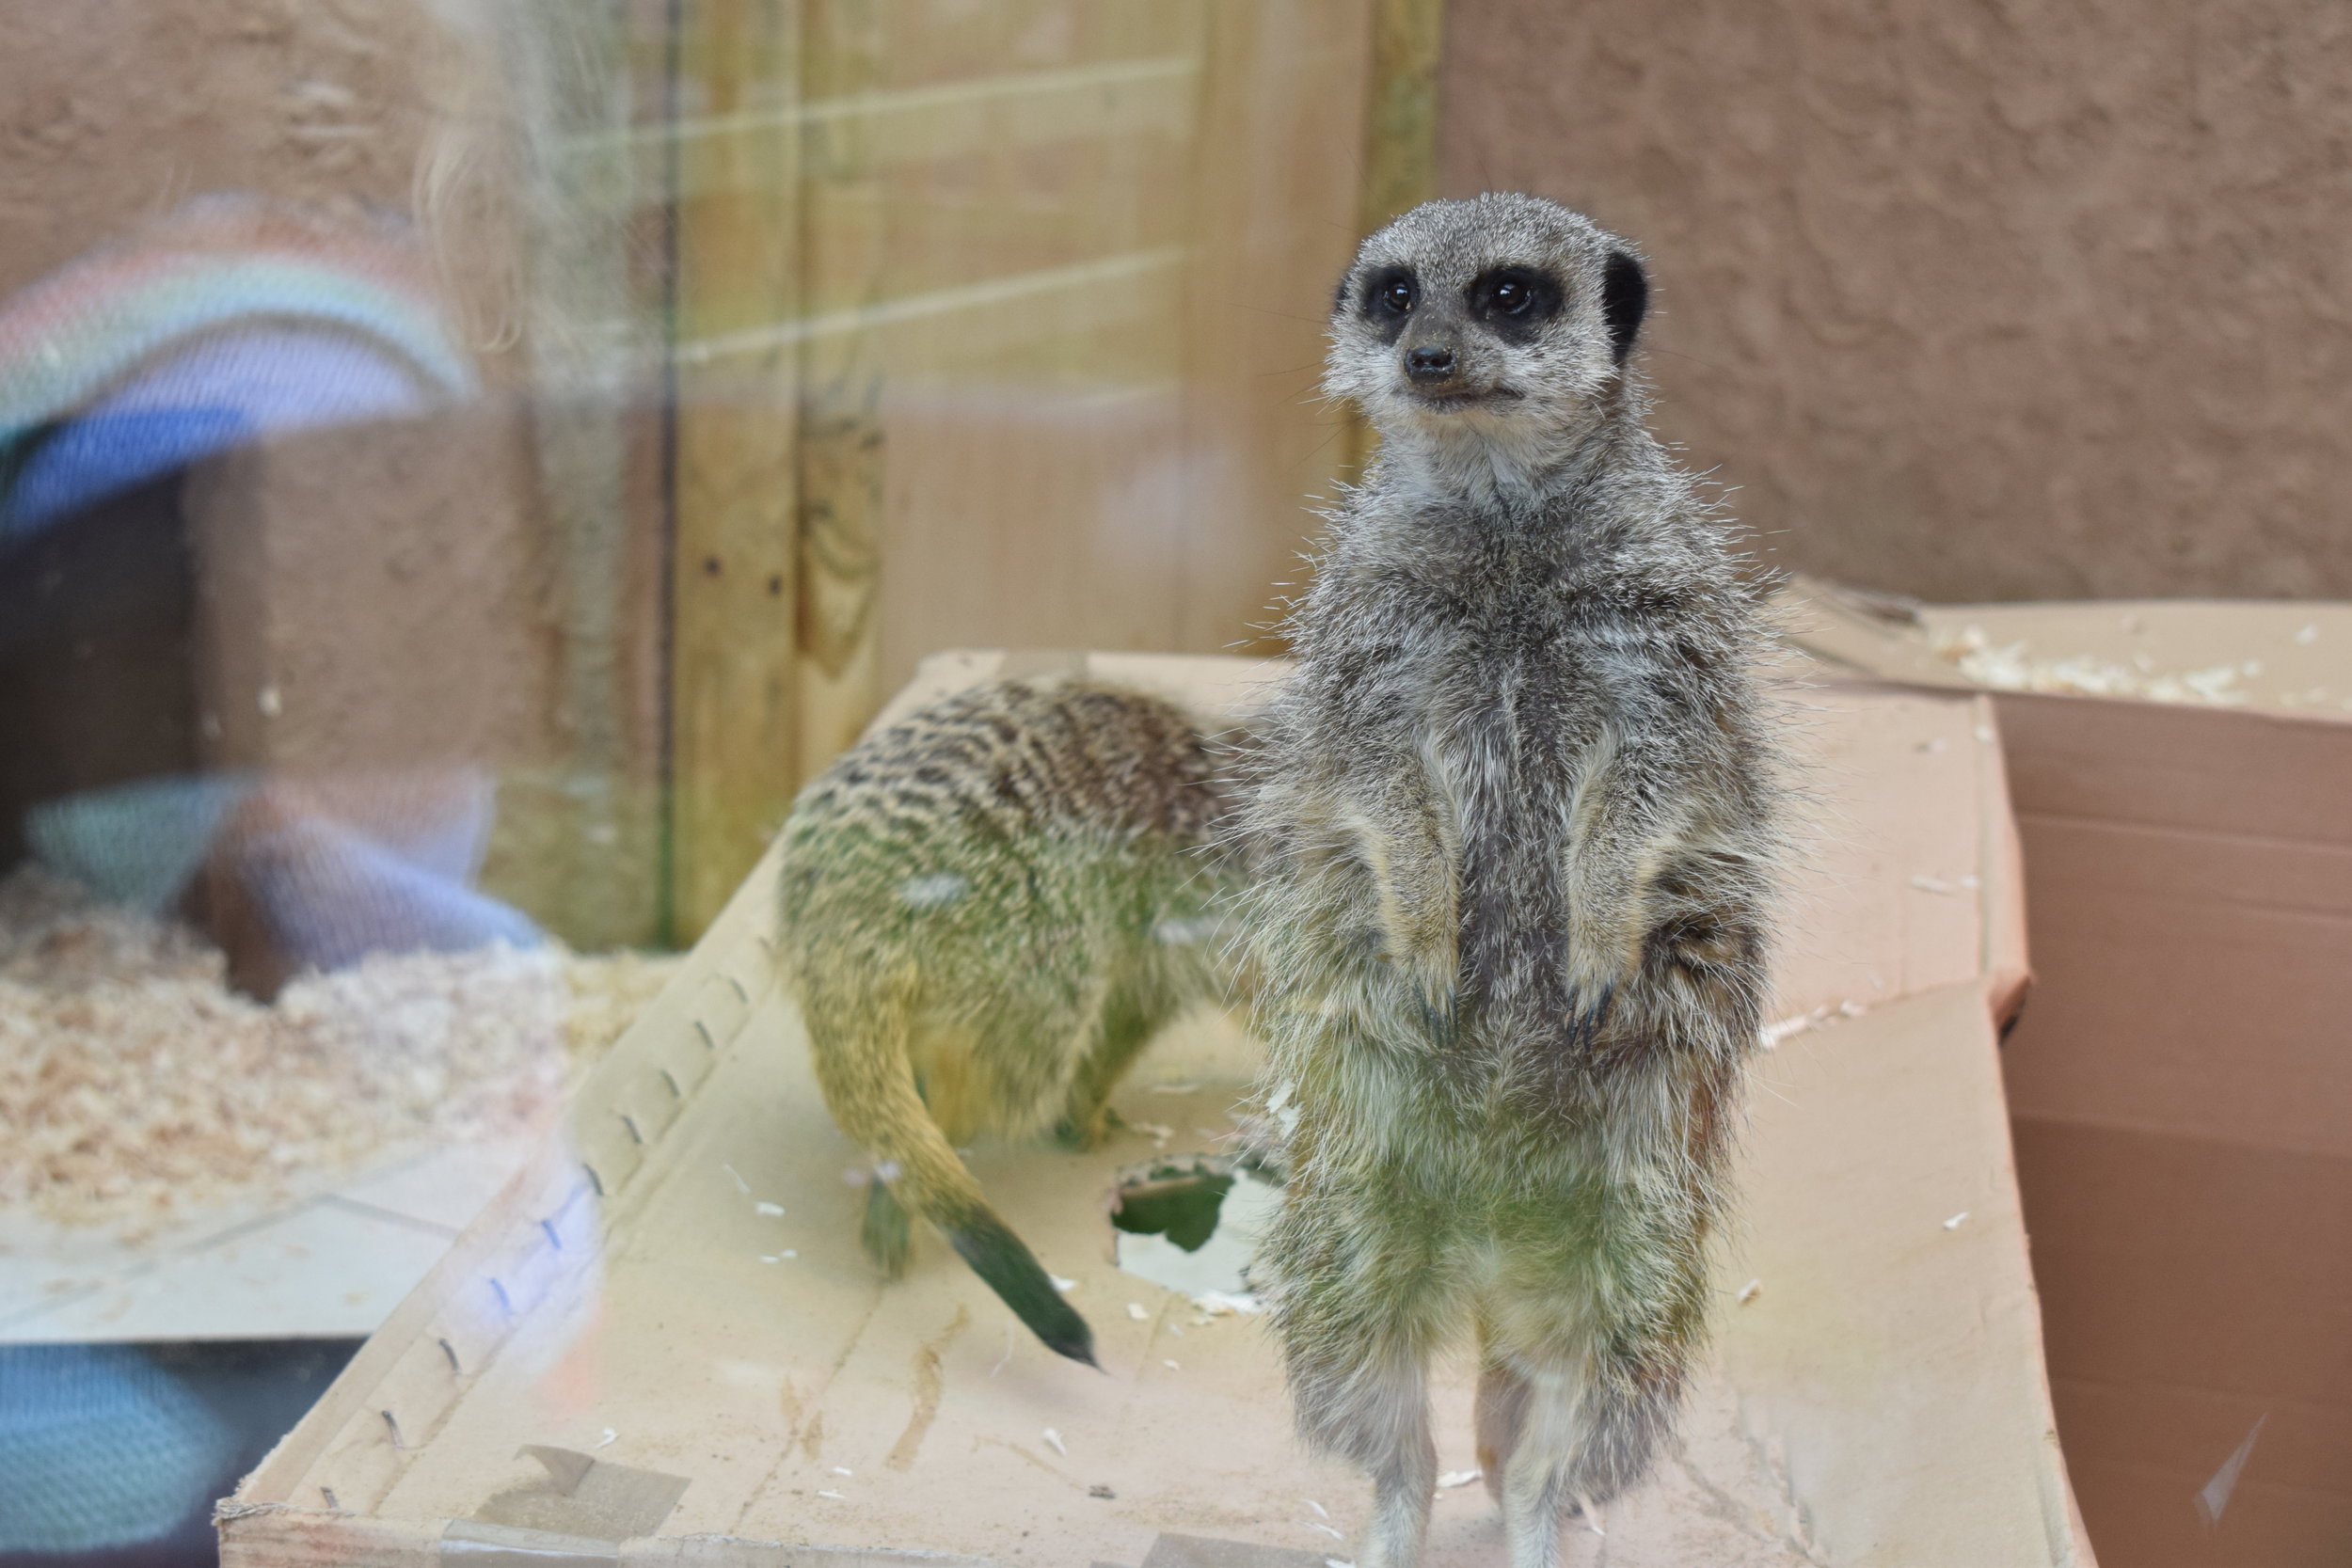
<box><xmin>1326</xmin><ymin>194</ymin><xmax>1648</xmax><ymax>448</ymax></box>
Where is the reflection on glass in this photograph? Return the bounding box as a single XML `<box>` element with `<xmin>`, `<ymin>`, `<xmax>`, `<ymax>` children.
<box><xmin>0</xmin><ymin>0</ymin><xmax>1371</xmax><ymax>1558</ymax></box>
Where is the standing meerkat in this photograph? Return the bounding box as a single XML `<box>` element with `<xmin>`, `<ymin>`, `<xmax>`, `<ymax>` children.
<box><xmin>777</xmin><ymin>676</ymin><xmax>1239</xmax><ymax>1367</ymax></box>
<box><xmin>1239</xmin><ymin>194</ymin><xmax>1779</xmax><ymax>1567</ymax></box>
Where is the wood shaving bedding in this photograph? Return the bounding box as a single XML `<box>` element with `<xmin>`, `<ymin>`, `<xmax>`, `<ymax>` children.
<box><xmin>0</xmin><ymin>866</ymin><xmax>679</xmax><ymax>1238</ymax></box>
<box><xmin>558</xmin><ymin>946</ymin><xmax>683</xmax><ymax>1066</ymax></box>
<box><xmin>1932</xmin><ymin>626</ymin><xmax>2259</xmax><ymax>705</ymax></box>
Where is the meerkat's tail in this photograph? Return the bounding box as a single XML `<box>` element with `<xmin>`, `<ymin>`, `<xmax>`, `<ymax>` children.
<box><xmin>802</xmin><ymin>981</ymin><xmax>1099</xmax><ymax>1369</ymax></box>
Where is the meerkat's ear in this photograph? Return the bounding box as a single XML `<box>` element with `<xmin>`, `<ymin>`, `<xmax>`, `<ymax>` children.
<box><xmin>1600</xmin><ymin>250</ymin><xmax>1648</xmax><ymax>367</ymax></box>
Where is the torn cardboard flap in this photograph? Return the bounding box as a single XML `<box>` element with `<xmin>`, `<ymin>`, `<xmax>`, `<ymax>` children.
<box><xmin>469</xmin><ymin>1447</ymin><xmax>691</xmax><ymax>1542</ymax></box>
<box><xmin>1777</xmin><ymin>573</ymin><xmax>2352</xmax><ymax>716</ymax></box>
<box><xmin>1778</xmin><ymin>579</ymin><xmax>2352</xmax><ymax>1565</ymax></box>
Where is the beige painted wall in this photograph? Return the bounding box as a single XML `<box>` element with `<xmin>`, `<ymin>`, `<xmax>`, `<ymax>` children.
<box><xmin>1438</xmin><ymin>0</ymin><xmax>2352</xmax><ymax>604</ymax></box>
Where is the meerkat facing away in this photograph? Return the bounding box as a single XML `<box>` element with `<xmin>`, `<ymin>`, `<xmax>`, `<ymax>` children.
<box><xmin>1238</xmin><ymin>195</ymin><xmax>1779</xmax><ymax>1566</ymax></box>
<box><xmin>776</xmin><ymin>676</ymin><xmax>1240</xmax><ymax>1366</ymax></box>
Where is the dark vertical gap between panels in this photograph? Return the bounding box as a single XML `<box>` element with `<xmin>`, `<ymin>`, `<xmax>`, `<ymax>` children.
<box><xmin>654</xmin><ymin>0</ymin><xmax>686</xmax><ymax>949</ymax></box>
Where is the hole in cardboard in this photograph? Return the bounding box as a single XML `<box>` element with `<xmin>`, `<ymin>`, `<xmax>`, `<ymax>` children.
<box><xmin>1109</xmin><ymin>1155</ymin><xmax>1280</xmax><ymax>1300</ymax></box>
<box><xmin>1112</xmin><ymin>1162</ymin><xmax>1234</xmax><ymax>1253</ymax></box>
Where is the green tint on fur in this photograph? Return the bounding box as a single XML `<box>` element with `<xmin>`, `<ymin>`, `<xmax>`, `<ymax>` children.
<box><xmin>946</xmin><ymin>1211</ymin><xmax>1098</xmax><ymax>1368</ymax></box>
<box><xmin>774</xmin><ymin>677</ymin><xmax>1248</xmax><ymax>1364</ymax></box>
<box><xmin>1242</xmin><ymin>194</ymin><xmax>1782</xmax><ymax>1566</ymax></box>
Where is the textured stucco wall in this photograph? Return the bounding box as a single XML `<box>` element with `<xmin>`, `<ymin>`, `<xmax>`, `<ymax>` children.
<box><xmin>0</xmin><ymin>1</ymin><xmax>552</xmax><ymax>784</ymax></box>
<box><xmin>1438</xmin><ymin>0</ymin><xmax>2352</xmax><ymax>603</ymax></box>
<box><xmin>0</xmin><ymin>0</ymin><xmax>523</xmax><ymax>368</ymax></box>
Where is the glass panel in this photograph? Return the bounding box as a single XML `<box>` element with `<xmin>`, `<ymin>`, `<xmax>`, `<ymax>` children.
<box><xmin>0</xmin><ymin>1</ymin><xmax>1380</xmax><ymax>1556</ymax></box>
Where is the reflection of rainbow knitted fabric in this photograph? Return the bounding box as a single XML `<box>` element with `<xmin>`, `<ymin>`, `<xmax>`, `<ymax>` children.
<box><xmin>0</xmin><ymin>197</ymin><xmax>478</xmax><ymax>539</ymax></box>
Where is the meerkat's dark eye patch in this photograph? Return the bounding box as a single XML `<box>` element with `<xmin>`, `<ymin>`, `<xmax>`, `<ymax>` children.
<box><xmin>1360</xmin><ymin>265</ymin><xmax>1419</xmax><ymax>319</ymax></box>
<box><xmin>1601</xmin><ymin>250</ymin><xmax>1648</xmax><ymax>367</ymax></box>
<box><xmin>1468</xmin><ymin>265</ymin><xmax>1562</xmax><ymax>341</ymax></box>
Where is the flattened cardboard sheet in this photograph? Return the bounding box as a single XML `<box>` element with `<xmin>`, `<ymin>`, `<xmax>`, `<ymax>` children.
<box><xmin>1780</xmin><ymin>574</ymin><xmax>2352</xmax><ymax>716</ymax></box>
<box><xmin>1776</xmin><ymin>578</ymin><xmax>2352</xmax><ymax>1565</ymax></box>
<box><xmin>224</xmin><ymin>654</ymin><xmax>2082</xmax><ymax>1567</ymax></box>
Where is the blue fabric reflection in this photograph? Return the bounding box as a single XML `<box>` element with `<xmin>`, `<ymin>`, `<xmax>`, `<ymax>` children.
<box><xmin>0</xmin><ymin>1344</ymin><xmax>233</xmax><ymax>1552</ymax></box>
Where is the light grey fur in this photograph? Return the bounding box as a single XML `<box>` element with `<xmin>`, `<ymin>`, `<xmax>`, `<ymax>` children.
<box><xmin>1237</xmin><ymin>194</ymin><xmax>1780</xmax><ymax>1567</ymax></box>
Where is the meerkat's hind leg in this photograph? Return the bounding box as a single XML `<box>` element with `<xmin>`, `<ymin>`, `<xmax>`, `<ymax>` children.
<box><xmin>1336</xmin><ymin>1335</ymin><xmax>1439</xmax><ymax>1568</ymax></box>
<box><xmin>1473</xmin><ymin>1334</ymin><xmax>1531</xmax><ymax>1508</ymax></box>
<box><xmin>1281</xmin><ymin>1283</ymin><xmax>1443</xmax><ymax>1565</ymax></box>
<box><xmin>1493</xmin><ymin>1333</ymin><xmax>1689</xmax><ymax>1566</ymax></box>
<box><xmin>1053</xmin><ymin>969</ymin><xmax>1180</xmax><ymax>1150</ymax></box>
<box><xmin>1314</xmin><ymin>1337</ymin><xmax>1438</xmax><ymax>1568</ymax></box>
<box><xmin>861</xmin><ymin>1177</ymin><xmax>913</xmax><ymax>1277</ymax></box>
<box><xmin>1495</xmin><ymin>1363</ymin><xmax>1594</xmax><ymax>1568</ymax></box>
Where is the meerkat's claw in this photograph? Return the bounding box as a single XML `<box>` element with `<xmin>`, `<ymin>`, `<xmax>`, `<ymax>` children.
<box><xmin>1563</xmin><ymin>981</ymin><xmax>1616</xmax><ymax>1053</ymax></box>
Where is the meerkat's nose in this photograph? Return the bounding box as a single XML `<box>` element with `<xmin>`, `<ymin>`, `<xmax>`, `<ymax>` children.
<box><xmin>1405</xmin><ymin>344</ymin><xmax>1457</xmax><ymax>382</ymax></box>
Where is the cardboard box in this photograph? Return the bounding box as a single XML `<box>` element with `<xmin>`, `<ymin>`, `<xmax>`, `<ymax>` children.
<box><xmin>220</xmin><ymin>649</ymin><xmax>2090</xmax><ymax>1567</ymax></box>
<box><xmin>1783</xmin><ymin>579</ymin><xmax>2352</xmax><ymax>1568</ymax></box>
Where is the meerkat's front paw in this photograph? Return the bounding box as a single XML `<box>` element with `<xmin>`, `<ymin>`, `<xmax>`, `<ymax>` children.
<box><xmin>1560</xmin><ymin>914</ymin><xmax>1643</xmax><ymax>1046</ymax></box>
<box><xmin>1562</xmin><ymin>982</ymin><xmax>1616</xmax><ymax>1052</ymax></box>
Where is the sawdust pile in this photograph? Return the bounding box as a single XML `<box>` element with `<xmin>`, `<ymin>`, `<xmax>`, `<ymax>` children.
<box><xmin>557</xmin><ymin>945</ymin><xmax>681</xmax><ymax>1066</ymax></box>
<box><xmin>1932</xmin><ymin>626</ymin><xmax>2258</xmax><ymax>705</ymax></box>
<box><xmin>0</xmin><ymin>867</ymin><xmax>679</xmax><ymax>1235</ymax></box>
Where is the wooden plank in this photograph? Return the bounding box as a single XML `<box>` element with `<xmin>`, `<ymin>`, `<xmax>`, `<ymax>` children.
<box><xmin>1176</xmin><ymin>0</ymin><xmax>1377</xmax><ymax>657</ymax></box>
<box><xmin>667</xmin><ymin>0</ymin><xmax>806</xmax><ymax>942</ymax></box>
<box><xmin>626</xmin><ymin>59</ymin><xmax>1205</xmax><ymax>209</ymax></box>
<box><xmin>864</xmin><ymin>3</ymin><xmax>1206</xmax><ymax>689</ymax></box>
<box><xmin>485</xmin><ymin>1</ymin><xmax>669</xmax><ymax>952</ymax></box>
<box><xmin>657</xmin><ymin>3</ymin><xmax>1381</xmax><ymax>704</ymax></box>
<box><xmin>791</xmin><ymin>0</ymin><xmax>888</xmax><ymax>782</ymax></box>
<box><xmin>1358</xmin><ymin>0</ymin><xmax>1446</xmax><ymax>234</ymax></box>
<box><xmin>1336</xmin><ymin>0</ymin><xmax>1445</xmax><ymax>486</ymax></box>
